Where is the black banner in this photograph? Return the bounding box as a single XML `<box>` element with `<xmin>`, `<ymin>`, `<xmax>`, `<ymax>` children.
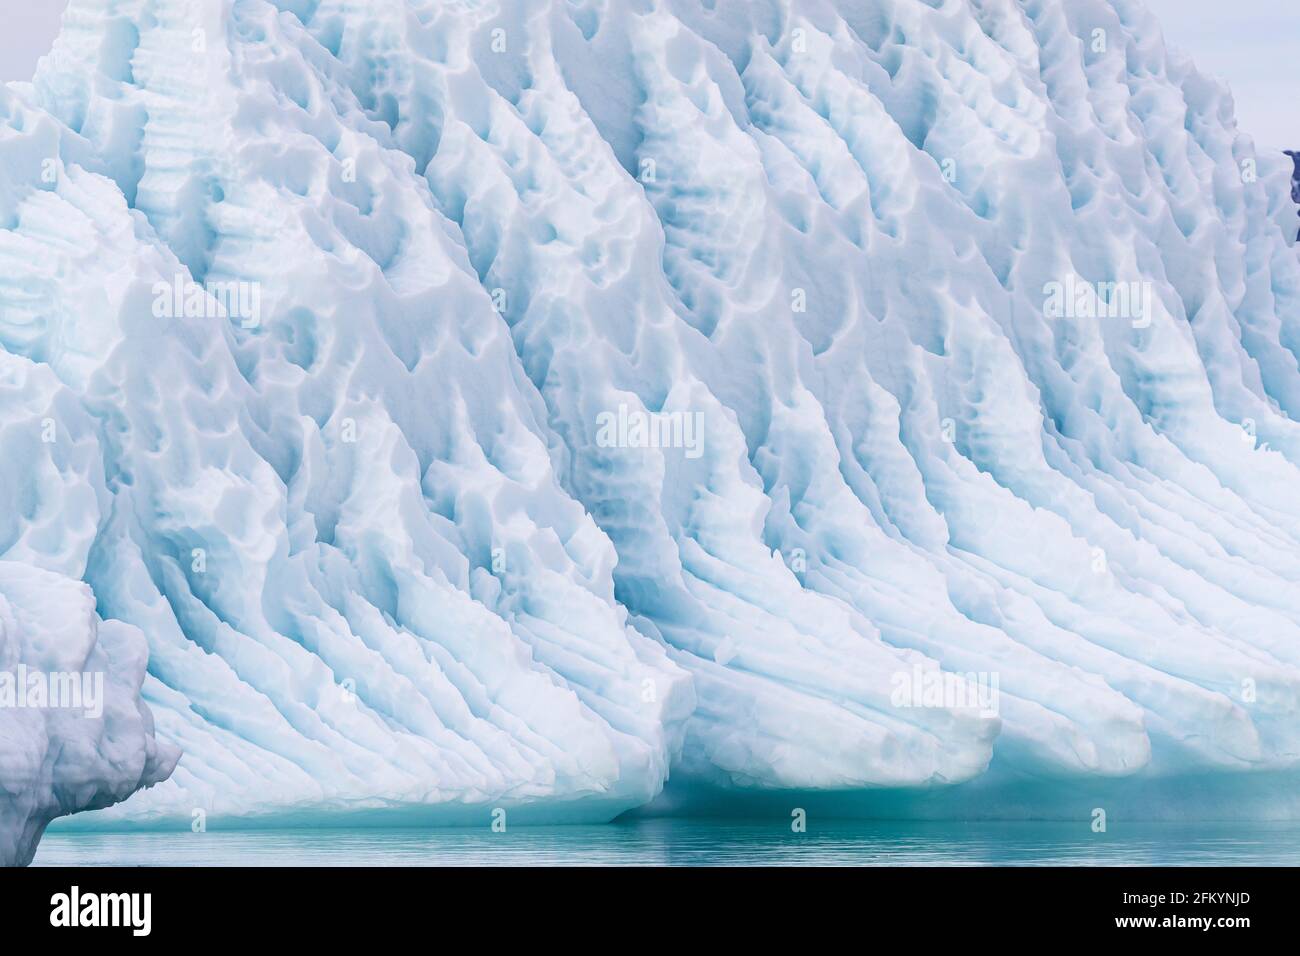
<box><xmin>0</xmin><ymin>866</ymin><xmax>1287</xmax><ymax>943</ymax></box>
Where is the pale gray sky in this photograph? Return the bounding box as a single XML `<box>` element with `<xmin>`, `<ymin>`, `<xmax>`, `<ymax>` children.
<box><xmin>0</xmin><ymin>0</ymin><xmax>1294</xmax><ymax>148</ymax></box>
<box><xmin>0</xmin><ymin>0</ymin><xmax>67</xmax><ymax>84</ymax></box>
<box><xmin>1144</xmin><ymin>0</ymin><xmax>1298</xmax><ymax>150</ymax></box>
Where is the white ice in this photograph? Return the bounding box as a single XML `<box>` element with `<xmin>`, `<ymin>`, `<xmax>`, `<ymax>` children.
<box><xmin>1</xmin><ymin>0</ymin><xmax>1298</xmax><ymax>858</ymax></box>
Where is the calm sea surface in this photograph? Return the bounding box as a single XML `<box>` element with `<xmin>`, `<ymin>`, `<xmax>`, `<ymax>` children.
<box><xmin>32</xmin><ymin>820</ymin><xmax>1300</xmax><ymax>866</ymax></box>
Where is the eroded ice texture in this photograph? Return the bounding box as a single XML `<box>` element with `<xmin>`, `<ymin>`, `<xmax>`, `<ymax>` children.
<box><xmin>1</xmin><ymin>0</ymin><xmax>1299</xmax><ymax>842</ymax></box>
<box><xmin>0</xmin><ymin>561</ymin><xmax>177</xmax><ymax>865</ymax></box>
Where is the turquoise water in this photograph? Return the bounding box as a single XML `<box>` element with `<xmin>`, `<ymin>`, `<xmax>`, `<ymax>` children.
<box><xmin>31</xmin><ymin>820</ymin><xmax>1300</xmax><ymax>866</ymax></box>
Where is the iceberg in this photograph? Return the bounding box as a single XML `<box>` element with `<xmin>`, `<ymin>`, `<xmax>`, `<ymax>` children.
<box><xmin>1</xmin><ymin>0</ymin><xmax>1299</xmax><ymax>860</ymax></box>
<box><xmin>0</xmin><ymin>560</ymin><xmax>177</xmax><ymax>865</ymax></box>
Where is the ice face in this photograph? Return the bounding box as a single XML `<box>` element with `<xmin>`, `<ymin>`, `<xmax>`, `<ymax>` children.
<box><xmin>0</xmin><ymin>559</ymin><xmax>178</xmax><ymax>865</ymax></box>
<box><xmin>2</xmin><ymin>0</ymin><xmax>695</xmax><ymax>835</ymax></box>
<box><xmin>1</xmin><ymin>0</ymin><xmax>1299</xmax><ymax>850</ymax></box>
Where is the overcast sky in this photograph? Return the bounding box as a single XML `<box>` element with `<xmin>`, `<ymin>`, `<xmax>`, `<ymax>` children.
<box><xmin>1144</xmin><ymin>0</ymin><xmax>1297</xmax><ymax>149</ymax></box>
<box><xmin>0</xmin><ymin>0</ymin><xmax>1294</xmax><ymax>148</ymax></box>
<box><xmin>0</xmin><ymin>0</ymin><xmax>66</xmax><ymax>84</ymax></box>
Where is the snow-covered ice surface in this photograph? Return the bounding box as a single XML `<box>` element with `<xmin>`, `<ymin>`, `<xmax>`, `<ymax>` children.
<box><xmin>0</xmin><ymin>562</ymin><xmax>177</xmax><ymax>865</ymax></box>
<box><xmin>1</xmin><ymin>0</ymin><xmax>1299</xmax><ymax>851</ymax></box>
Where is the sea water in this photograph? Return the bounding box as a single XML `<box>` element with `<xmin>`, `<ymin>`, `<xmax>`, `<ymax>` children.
<box><xmin>31</xmin><ymin>820</ymin><xmax>1300</xmax><ymax>866</ymax></box>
